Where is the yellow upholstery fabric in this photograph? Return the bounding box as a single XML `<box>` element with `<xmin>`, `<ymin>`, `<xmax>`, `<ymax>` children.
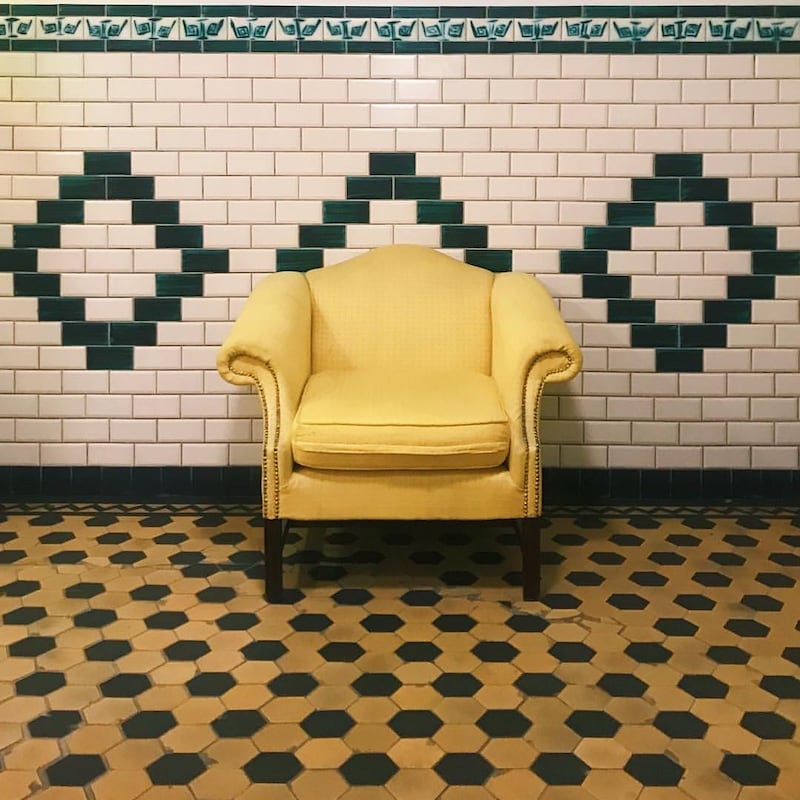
<box><xmin>216</xmin><ymin>244</ymin><xmax>582</xmax><ymax>521</ymax></box>
<box><xmin>306</xmin><ymin>245</ymin><xmax>493</xmax><ymax>373</ymax></box>
<box><xmin>292</xmin><ymin>370</ymin><xmax>510</xmax><ymax>470</ymax></box>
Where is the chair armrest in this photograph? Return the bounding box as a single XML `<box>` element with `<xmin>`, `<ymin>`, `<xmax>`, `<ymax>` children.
<box><xmin>217</xmin><ymin>271</ymin><xmax>311</xmax><ymax>405</ymax></box>
<box><xmin>491</xmin><ymin>272</ymin><xmax>582</xmax><ymax>515</ymax></box>
<box><xmin>217</xmin><ymin>272</ymin><xmax>311</xmax><ymax>519</ymax></box>
<box><xmin>492</xmin><ymin>272</ymin><xmax>581</xmax><ymax>397</ymax></box>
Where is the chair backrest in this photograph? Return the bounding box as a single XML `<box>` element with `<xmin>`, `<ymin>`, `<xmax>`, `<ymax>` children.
<box><xmin>305</xmin><ymin>245</ymin><xmax>494</xmax><ymax>374</ymax></box>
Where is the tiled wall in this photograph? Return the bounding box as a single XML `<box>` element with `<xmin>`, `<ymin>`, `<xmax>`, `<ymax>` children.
<box><xmin>1</xmin><ymin>5</ymin><xmax>799</xmax><ymax>480</ymax></box>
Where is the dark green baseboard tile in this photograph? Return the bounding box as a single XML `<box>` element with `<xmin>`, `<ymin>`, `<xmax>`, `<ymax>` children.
<box><xmin>1</xmin><ymin>467</ymin><xmax>797</xmax><ymax>506</ymax></box>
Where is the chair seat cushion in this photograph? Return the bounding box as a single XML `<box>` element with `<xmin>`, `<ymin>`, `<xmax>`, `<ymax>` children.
<box><xmin>292</xmin><ymin>369</ymin><xmax>510</xmax><ymax>470</ymax></box>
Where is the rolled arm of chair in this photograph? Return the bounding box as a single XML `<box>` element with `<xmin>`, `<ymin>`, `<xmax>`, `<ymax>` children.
<box><xmin>491</xmin><ymin>272</ymin><xmax>582</xmax><ymax>515</ymax></box>
<box><xmin>217</xmin><ymin>272</ymin><xmax>312</xmax><ymax>518</ymax></box>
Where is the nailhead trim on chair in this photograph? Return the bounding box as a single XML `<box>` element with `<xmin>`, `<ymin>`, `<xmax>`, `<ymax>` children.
<box><xmin>228</xmin><ymin>357</ymin><xmax>282</xmax><ymax>520</ymax></box>
<box><xmin>523</xmin><ymin>350</ymin><xmax>576</xmax><ymax>519</ymax></box>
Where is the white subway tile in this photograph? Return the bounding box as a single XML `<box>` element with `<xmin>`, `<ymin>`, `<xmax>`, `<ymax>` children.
<box><xmin>108</xmin><ymin>77</ymin><xmax>156</xmax><ymax>102</ymax></box>
<box><xmin>85</xmin><ymin>298</ymin><xmax>132</xmax><ymax>322</ymax></box>
<box><xmin>704</xmin><ymin>349</ymin><xmax>751</xmax><ymax>372</ymax></box>
<box><xmin>174</xmin><ymin>200</ymin><xmax>225</xmax><ymax>224</ymax></box>
<box><xmin>683</xmin><ymin>129</ymin><xmax>730</xmax><ymax>152</ymax></box>
<box><xmin>539</xmin><ymin>129</ymin><xmax>587</xmax><ymax>151</ymax></box>
<box><xmin>229</xmin><ymin>53</ymin><xmax>275</xmax><ymax>78</ymax></box>
<box><xmin>727</xmin><ymin>373</ymin><xmax>775</xmax><ymax>396</ymax></box>
<box><xmin>752</xmin><ymin>447</ymin><xmax>798</xmax><ymax>469</ymax></box>
<box><xmin>583</xmin><ymin>178</ymin><xmax>630</xmax><ymax>201</ymax></box>
<box><xmin>608</xmin><ymin>446</ymin><xmax>655</xmax><ymax>468</ymax></box>
<box><xmin>608</xmin><ymin>104</ymin><xmax>655</xmax><ymax>128</ymax></box>
<box><xmin>85</xmin><ymin>443</ymin><xmax>132</xmax><ymax>465</ymax></box>
<box><xmin>752</xmin><ymin>300</ymin><xmax>799</xmax><ymax>324</ymax></box>
<box><xmin>656</xmin><ymin>446</ymin><xmax>702</xmax><ymax>468</ymax></box>
<box><xmin>635</xmin><ymin>128</ymin><xmax>683</xmax><ymax>152</ymax></box>
<box><xmin>703</xmin><ymin>250</ymin><xmax>751</xmax><ymax>274</ymax></box>
<box><xmin>633</xmin><ymin>80</ymin><xmax>680</xmax><ymax>103</ymax></box>
<box><xmin>704</xmin><ymin>447</ymin><xmax>751</xmax><ymax>469</ymax></box>
<box><xmin>17</xmin><ymin>419</ymin><xmax>61</xmax><ymax>441</ymax></box>
<box><xmin>59</xmin><ymin>419</ymin><xmax>110</xmax><ymax>442</ymax></box>
<box><xmin>512</xmin><ymin>103</ymin><xmax>559</xmax><ymax>127</ymax></box>
<box><xmin>157</xmin><ymin>419</ymin><xmax>205</xmax><ymax>442</ymax></box>
<box><xmin>632</xmin><ymin>227</ymin><xmax>680</xmax><ymax>251</ymax></box>
<box><xmin>131</xmin><ymin>53</ymin><xmax>179</xmax><ymax>77</ymax></box>
<box><xmin>156</xmin><ymin>77</ymin><xmax>204</xmax><ymax>102</ymax></box>
<box><xmin>135</xmin><ymin>443</ymin><xmax>181</xmax><ymax>466</ymax></box>
<box><xmin>14</xmin><ymin>322</ymin><xmax>60</xmax><ymax>345</ymax></box>
<box><xmin>679</xmin><ymin>422</ymin><xmax>726</xmax><ymax>445</ymax></box>
<box><xmin>42</xmin><ymin>443</ymin><xmax>88</xmax><ymax>465</ymax></box>
<box><xmin>775</xmin><ymin>424</ymin><xmax>800</xmax><ymax>445</ymax></box>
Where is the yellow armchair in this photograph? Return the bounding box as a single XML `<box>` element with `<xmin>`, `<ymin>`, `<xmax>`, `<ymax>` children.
<box><xmin>218</xmin><ymin>244</ymin><xmax>581</xmax><ymax>601</ymax></box>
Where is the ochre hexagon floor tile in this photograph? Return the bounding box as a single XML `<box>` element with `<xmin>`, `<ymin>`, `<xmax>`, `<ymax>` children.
<box><xmin>0</xmin><ymin>504</ymin><xmax>799</xmax><ymax>798</ymax></box>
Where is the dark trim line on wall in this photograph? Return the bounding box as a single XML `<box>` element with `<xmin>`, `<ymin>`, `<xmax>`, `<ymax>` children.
<box><xmin>0</xmin><ymin>467</ymin><xmax>798</xmax><ymax>505</ymax></box>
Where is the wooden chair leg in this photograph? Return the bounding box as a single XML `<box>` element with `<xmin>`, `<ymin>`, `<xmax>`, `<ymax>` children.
<box><xmin>518</xmin><ymin>517</ymin><xmax>542</xmax><ymax>601</ymax></box>
<box><xmin>264</xmin><ymin>518</ymin><xmax>286</xmax><ymax>603</ymax></box>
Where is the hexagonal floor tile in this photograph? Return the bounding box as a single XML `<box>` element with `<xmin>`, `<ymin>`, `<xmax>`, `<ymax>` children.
<box><xmin>28</xmin><ymin>710</ymin><xmax>82</xmax><ymax>738</ymax></box>
<box><xmin>164</xmin><ymin>640</ymin><xmax>211</xmax><ymax>661</ymax></box>
<box><xmin>85</xmin><ymin>640</ymin><xmax>133</xmax><ymax>662</ymax></box>
<box><xmin>301</xmin><ymin>710</ymin><xmax>356</xmax><ymax>738</ymax></box>
<box><xmin>147</xmin><ymin>753</ymin><xmax>207</xmax><ymax>785</ymax></box>
<box><xmin>678</xmin><ymin>674</ymin><xmax>729</xmax><ymax>699</ymax></box>
<box><xmin>531</xmin><ymin>753</ymin><xmax>589</xmax><ymax>786</ymax></box>
<box><xmin>9</xmin><ymin>635</ymin><xmax>55</xmax><ymax>657</ymax></box>
<box><xmin>548</xmin><ymin>643</ymin><xmax>595</xmax><ymax>663</ymax></box>
<box><xmin>598</xmin><ymin>673</ymin><xmax>648</xmax><ymax>698</ymax></box>
<box><xmin>625</xmin><ymin>753</ymin><xmax>684</xmax><ymax>786</ymax></box>
<box><xmin>477</xmin><ymin>709</ymin><xmax>532</xmax><ymax>738</ymax></box>
<box><xmin>565</xmin><ymin>710</ymin><xmax>621</xmax><ymax>738</ymax></box>
<box><xmin>339</xmin><ymin>753</ymin><xmax>398</xmax><ymax>786</ymax></box>
<box><xmin>352</xmin><ymin>672</ymin><xmax>402</xmax><ymax>697</ymax></box>
<box><xmin>211</xmin><ymin>710</ymin><xmax>267</xmax><ymax>738</ymax></box>
<box><xmin>653</xmin><ymin>711</ymin><xmax>708</xmax><ymax>739</ymax></box>
<box><xmin>122</xmin><ymin>711</ymin><xmax>178</xmax><ymax>739</ymax></box>
<box><xmin>267</xmin><ymin>673</ymin><xmax>319</xmax><ymax>697</ymax></box>
<box><xmin>46</xmin><ymin>754</ymin><xmax>106</xmax><ymax>787</ymax></box>
<box><xmin>389</xmin><ymin>710</ymin><xmax>443</xmax><ymax>738</ymax></box>
<box><xmin>515</xmin><ymin>673</ymin><xmax>565</xmax><ymax>697</ymax></box>
<box><xmin>99</xmin><ymin>673</ymin><xmax>152</xmax><ymax>698</ymax></box>
<box><xmin>719</xmin><ymin>754</ymin><xmax>779</xmax><ymax>786</ymax></box>
<box><xmin>435</xmin><ymin>753</ymin><xmax>493</xmax><ymax>786</ymax></box>
<box><xmin>740</xmin><ymin>711</ymin><xmax>796</xmax><ymax>740</ymax></box>
<box><xmin>186</xmin><ymin>672</ymin><xmax>236</xmax><ymax>697</ymax></box>
<box><xmin>319</xmin><ymin>642</ymin><xmax>365</xmax><ymax>662</ymax></box>
<box><xmin>15</xmin><ymin>671</ymin><xmax>66</xmax><ymax>696</ymax></box>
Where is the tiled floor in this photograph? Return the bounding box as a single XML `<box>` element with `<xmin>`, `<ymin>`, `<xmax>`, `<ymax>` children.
<box><xmin>0</xmin><ymin>504</ymin><xmax>798</xmax><ymax>800</ymax></box>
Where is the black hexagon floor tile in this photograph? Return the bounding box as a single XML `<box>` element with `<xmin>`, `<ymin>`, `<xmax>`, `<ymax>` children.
<box><xmin>531</xmin><ymin>752</ymin><xmax>589</xmax><ymax>786</ymax></box>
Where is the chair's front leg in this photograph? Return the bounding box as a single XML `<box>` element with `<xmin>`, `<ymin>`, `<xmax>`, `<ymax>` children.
<box><xmin>518</xmin><ymin>517</ymin><xmax>543</xmax><ymax>601</ymax></box>
<box><xmin>264</xmin><ymin>518</ymin><xmax>287</xmax><ymax>603</ymax></box>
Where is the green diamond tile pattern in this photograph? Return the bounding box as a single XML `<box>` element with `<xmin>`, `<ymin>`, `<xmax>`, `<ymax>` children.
<box><xmin>0</xmin><ymin>507</ymin><xmax>798</xmax><ymax>800</ymax></box>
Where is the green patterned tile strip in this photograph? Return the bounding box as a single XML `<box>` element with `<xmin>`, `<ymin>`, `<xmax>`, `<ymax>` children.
<box><xmin>1</xmin><ymin>7</ymin><xmax>798</xmax><ymax>53</ymax></box>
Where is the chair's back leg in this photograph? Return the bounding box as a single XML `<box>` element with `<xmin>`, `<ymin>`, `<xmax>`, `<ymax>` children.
<box><xmin>264</xmin><ymin>518</ymin><xmax>286</xmax><ymax>603</ymax></box>
<box><xmin>518</xmin><ymin>517</ymin><xmax>543</xmax><ymax>601</ymax></box>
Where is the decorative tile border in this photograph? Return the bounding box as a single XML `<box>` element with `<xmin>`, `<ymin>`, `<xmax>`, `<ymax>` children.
<box><xmin>0</xmin><ymin>5</ymin><xmax>798</xmax><ymax>52</ymax></box>
<box><xmin>1</xmin><ymin>466</ymin><xmax>798</xmax><ymax>504</ymax></box>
